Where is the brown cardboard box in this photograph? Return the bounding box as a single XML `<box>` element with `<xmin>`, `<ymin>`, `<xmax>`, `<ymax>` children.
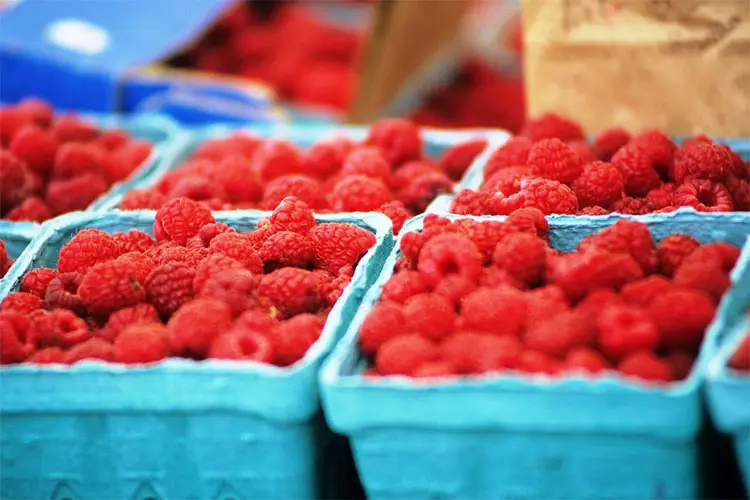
<box><xmin>523</xmin><ymin>0</ymin><xmax>750</xmax><ymax>136</ymax></box>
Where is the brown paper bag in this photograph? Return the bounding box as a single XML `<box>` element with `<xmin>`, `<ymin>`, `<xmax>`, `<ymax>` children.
<box><xmin>523</xmin><ymin>0</ymin><xmax>750</xmax><ymax>136</ymax></box>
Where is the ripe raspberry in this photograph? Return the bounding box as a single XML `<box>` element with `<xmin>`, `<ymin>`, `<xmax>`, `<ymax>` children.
<box><xmin>578</xmin><ymin>220</ymin><xmax>659</xmax><ymax>275</ymax></box>
<box><xmin>412</xmin><ymin>360</ymin><xmax>458</xmax><ymax>379</ymax></box>
<box><xmin>0</xmin><ymin>107</ymin><xmax>28</xmax><ymax>147</ymax></box>
<box><xmin>628</xmin><ymin>130</ymin><xmax>675</xmax><ymax>178</ymax></box>
<box><xmin>341</xmin><ymin>147</ymin><xmax>392</xmax><ymax>184</ymax></box>
<box><xmin>546</xmin><ymin>249</ymin><xmax>643</xmax><ymax>302</ymax></box>
<box><xmin>20</xmin><ymin>268</ymin><xmax>58</xmax><ymax>298</ymax></box>
<box><xmin>366</xmin><ymin>118</ymin><xmax>422</xmax><ymax>166</ymax></box>
<box><xmin>527</xmin><ymin>138</ymin><xmax>583</xmax><ymax>184</ymax></box>
<box><xmin>449</xmin><ymin>189</ymin><xmax>489</xmax><ymax>215</ymax></box>
<box><xmin>209</xmin><ymin>155</ymin><xmax>263</xmax><ymax>204</ymax></box>
<box><xmin>440</xmin><ymin>138</ymin><xmax>487</xmax><ymax>180</ymax></box>
<box><xmin>401</xmin><ymin>293</ymin><xmax>457</xmax><ymax>342</ymax></box>
<box><xmin>196</xmin><ymin>222</ymin><xmax>234</xmax><ymax>247</ymax></box>
<box><xmin>5</xmin><ymin>196</ymin><xmax>49</xmax><ymax>222</ymax></box>
<box><xmin>657</xmin><ymin>234</ymin><xmax>700</xmax><ymax>277</ymax></box>
<box><xmin>51</xmin><ymin>142</ymin><xmax>101</xmax><ymax>179</ymax></box>
<box><xmin>27</xmin><ymin>347</ymin><xmax>65</xmax><ymax>364</ymax></box>
<box><xmin>268</xmin><ymin>196</ymin><xmax>315</xmax><ymax>235</ymax></box>
<box><xmin>0</xmin><ymin>311</ymin><xmax>35</xmax><ymax>363</ymax></box>
<box><xmin>273</xmin><ymin>314</ymin><xmax>325</xmax><ymax>366</ymax></box>
<box><xmin>525</xmin><ymin>285</ymin><xmax>570</xmax><ymax>329</ymax></box>
<box><xmin>45</xmin><ymin>173</ymin><xmax>109</xmax><ymax>214</ymax></box>
<box><xmin>611</xmin><ymin>145</ymin><xmax>661</xmax><ymax>197</ymax></box>
<box><xmin>567</xmin><ymin>140</ymin><xmax>598</xmax><ymax>164</ymax></box>
<box><xmin>517</xmin><ymin>350</ymin><xmax>563</xmax><ymax>375</ymax></box>
<box><xmin>620</xmin><ymin>276</ymin><xmax>673</xmax><ymax>307</ymax></box>
<box><xmin>391</xmin><ymin>160</ymin><xmax>439</xmax><ymax>190</ymax></box>
<box><xmin>145</xmin><ymin>261</ymin><xmax>196</xmax><ymax>316</ymax></box>
<box><xmin>259</xmin><ymin>231</ymin><xmax>313</xmax><ymax>269</ymax></box>
<box><xmin>1</xmin><ymin>292</ymin><xmax>42</xmax><ymax>314</ymax></box>
<box><xmin>673</xmin><ymin>259</ymin><xmax>730</xmax><ymax>302</ymax></box>
<box><xmin>63</xmin><ymin>338</ymin><xmax>114</xmax><ymax>364</ymax></box>
<box><xmin>618</xmin><ymin>351</ymin><xmax>674</xmax><ymax>384</ymax></box>
<box><xmin>460</xmin><ymin>286</ymin><xmax>527</xmax><ymax>337</ymax></box>
<box><xmin>645</xmin><ymin>184</ymin><xmax>675</xmax><ymax>211</ymax></box>
<box><xmin>58</xmin><ymin>229</ymin><xmax>121</xmax><ymax>274</ymax></box>
<box><xmin>359</xmin><ymin>302</ymin><xmax>406</xmax><ymax>354</ymax></box>
<box><xmin>673</xmin><ymin>179</ymin><xmax>733</xmax><ymax>212</ymax></box>
<box><xmin>482</xmin><ymin>166</ymin><xmax>534</xmax><ymax>197</ymax></box>
<box><xmin>524</xmin><ymin>310</ymin><xmax>588</xmax><ymax>358</ymax></box>
<box><xmin>168</xmin><ymin>299</ymin><xmax>232</xmax><ymax>358</ymax></box>
<box><xmin>381</xmin><ymin>271</ymin><xmax>430</xmax><ymax>304</ymax></box>
<box><xmin>433</xmin><ymin>275</ymin><xmax>478</xmax><ymax>305</ymax></box>
<box><xmin>17</xmin><ymin>98</ymin><xmax>54</xmax><ymax>128</ymax></box>
<box><xmin>308</xmin><ymin>222</ymin><xmax>376</xmax><ymax>274</ymax></box>
<box><xmin>261</xmin><ymin>174</ymin><xmax>328</xmax><ymax>210</ymax></box>
<box><xmin>258</xmin><ymin>267</ymin><xmax>322</xmax><ymax>317</ymax></box>
<box><xmin>101</xmin><ymin>303</ymin><xmax>159</xmax><ymax>342</ymax></box>
<box><xmin>114</xmin><ymin>323</ymin><xmax>170</xmax><ymax>364</ymax></box>
<box><xmin>571</xmin><ymin>161</ymin><xmax>624</xmax><ymax>208</ymax></box>
<box><xmin>153</xmin><ymin>197</ymin><xmax>216</xmax><ymax>245</ymax></box>
<box><xmin>673</xmin><ymin>141</ymin><xmax>732</xmax><ymax>183</ymax></box>
<box><xmin>209</xmin><ymin>233</ymin><xmax>263</xmax><ymax>273</ymax></box>
<box><xmin>78</xmin><ymin>259</ymin><xmax>146</xmax><ymax>316</ymax></box>
<box><xmin>234</xmin><ymin>309</ymin><xmax>278</xmax><ymax>334</ymax></box>
<box><xmin>489</xmin><ymin>178</ymin><xmax>578</xmax><ymax>215</ymax></box>
<box><xmin>195</xmin><ymin>133</ymin><xmax>261</xmax><ymax>161</ymax></box>
<box><xmin>727</xmin><ymin>176</ymin><xmax>750</xmax><ymax>211</ymax></box>
<box><xmin>594</xmin><ymin>128</ymin><xmax>631</xmax><ymax>161</ymax></box>
<box><xmin>519</xmin><ymin>113</ymin><xmax>585</xmax><ymax>143</ymax></box>
<box><xmin>209</xmin><ymin>327</ymin><xmax>275</xmax><ymax>363</ymax></box>
<box><xmin>492</xmin><ymin>232</ymin><xmax>547</xmax><ymax>286</ymax></box>
<box><xmin>689</xmin><ymin>243</ymin><xmax>741</xmax><ymax>272</ymax></box>
<box><xmin>10</xmin><ymin>125</ymin><xmax>58</xmax><ymax>178</ymax></box>
<box><xmin>574</xmin><ymin>288</ymin><xmax>621</xmax><ymax>341</ymax></box>
<box><xmin>596</xmin><ymin>303</ymin><xmax>660</xmax><ymax>361</ymax></box>
<box><xmin>564</xmin><ymin>347</ymin><xmax>610</xmax><ymax>375</ymax></box>
<box><xmin>452</xmin><ymin>219</ymin><xmax>512</xmax><ymax>262</ymax></box>
<box><xmin>610</xmin><ymin>196</ymin><xmax>649</xmax><ymax>215</ymax></box>
<box><xmin>578</xmin><ymin>206</ymin><xmax>610</xmax><ymax>216</ymax></box>
<box><xmin>0</xmin><ymin>151</ymin><xmax>34</xmax><ymax>211</ymax></box>
<box><xmin>728</xmin><ymin>334</ymin><xmax>750</xmax><ymax>371</ymax></box>
<box><xmin>198</xmin><ymin>268</ymin><xmax>259</xmax><ymax>317</ymax></box>
<box><xmin>441</xmin><ymin>331</ymin><xmax>522</xmax><ymax>374</ymax></box>
<box><xmin>398</xmin><ymin>172</ymin><xmax>454</xmax><ymax>213</ymax></box>
<box><xmin>118</xmin><ymin>189</ymin><xmax>167</xmax><ymax>210</ymax></box>
<box><xmin>375</xmin><ymin>334</ymin><xmax>438</xmax><ymax>376</ymax></box>
<box><xmin>52</xmin><ymin>114</ymin><xmax>99</xmax><ymax>143</ymax></box>
<box><xmin>507</xmin><ymin>207</ymin><xmax>550</xmax><ymax>239</ymax></box>
<box><xmin>302</xmin><ymin>138</ymin><xmax>354</xmax><ymax>179</ymax></box>
<box><xmin>44</xmin><ymin>272</ymin><xmax>85</xmax><ymax>313</ymax></box>
<box><xmin>193</xmin><ymin>254</ymin><xmax>244</xmax><ymax>294</ymax></box>
<box><xmin>252</xmin><ymin>139</ymin><xmax>303</xmax><ymax>182</ymax></box>
<box><xmin>116</xmin><ymin>252</ymin><xmax>155</xmax><ymax>284</ymax></box>
<box><xmin>665</xmin><ymin>351</ymin><xmax>695</xmax><ymax>380</ymax></box>
<box><xmin>378</xmin><ymin>201</ymin><xmax>411</xmax><ymax>235</ymax></box>
<box><xmin>111</xmin><ymin>229</ymin><xmax>155</xmax><ymax>255</ymax></box>
<box><xmin>649</xmin><ymin>288</ymin><xmax>715</xmax><ymax>350</ymax></box>
<box><xmin>168</xmin><ymin>175</ymin><xmax>226</xmax><ymax>201</ymax></box>
<box><xmin>484</xmin><ymin>137</ymin><xmax>533</xmax><ymax>180</ymax></box>
<box><xmin>331</xmin><ymin>175</ymin><xmax>391</xmax><ymax>212</ymax></box>
<box><xmin>98</xmin><ymin>128</ymin><xmax>129</xmax><ymax>151</ymax></box>
<box><xmin>479</xmin><ymin>266</ymin><xmax>525</xmax><ymax>290</ymax></box>
<box><xmin>149</xmin><ymin>244</ymin><xmax>206</xmax><ymax>268</ymax></box>
<box><xmin>417</xmin><ymin>234</ymin><xmax>483</xmax><ymax>287</ymax></box>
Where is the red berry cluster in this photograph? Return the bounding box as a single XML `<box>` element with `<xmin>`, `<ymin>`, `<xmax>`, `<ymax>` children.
<box><xmin>169</xmin><ymin>2</ymin><xmax>364</xmax><ymax>111</ymax></box>
<box><xmin>728</xmin><ymin>312</ymin><xmax>750</xmax><ymax>373</ymax></box>
<box><xmin>0</xmin><ymin>98</ymin><xmax>153</xmax><ymax>222</ymax></box>
<box><xmin>119</xmin><ymin>118</ymin><xmax>487</xmax><ymax>234</ymax></box>
<box><xmin>0</xmin><ymin>196</ymin><xmax>376</xmax><ymax>366</ymax></box>
<box><xmin>359</xmin><ymin>214</ymin><xmax>739</xmax><ymax>384</ymax></box>
<box><xmin>0</xmin><ymin>240</ymin><xmax>13</xmax><ymax>279</ymax></box>
<box><xmin>450</xmin><ymin>113</ymin><xmax>749</xmax><ymax>216</ymax></box>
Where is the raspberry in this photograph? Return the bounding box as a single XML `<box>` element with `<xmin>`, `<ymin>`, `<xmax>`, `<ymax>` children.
<box><xmin>527</xmin><ymin>138</ymin><xmax>583</xmax><ymax>184</ymax></box>
<box><xmin>417</xmin><ymin>233</ymin><xmax>483</xmax><ymax>287</ymax></box>
<box><xmin>524</xmin><ymin>310</ymin><xmax>588</xmax><ymax>358</ymax></box>
<box><xmin>1</xmin><ymin>292</ymin><xmax>42</xmax><ymax>314</ymax></box>
<box><xmin>620</xmin><ymin>276</ymin><xmax>673</xmax><ymax>307</ymax></box>
<box><xmin>564</xmin><ymin>347</ymin><xmax>610</xmax><ymax>375</ymax></box>
<box><xmin>118</xmin><ymin>189</ymin><xmax>167</xmax><ymax>210</ymax></box>
<box><xmin>301</xmin><ymin>138</ymin><xmax>354</xmax><ymax>179</ymax></box>
<box><xmin>10</xmin><ymin>125</ymin><xmax>58</xmax><ymax>178</ymax></box>
<box><xmin>618</xmin><ymin>351</ymin><xmax>674</xmax><ymax>384</ymax></box>
<box><xmin>484</xmin><ymin>137</ymin><xmax>534</xmax><ymax>180</ymax></box>
<box><xmin>449</xmin><ymin>189</ymin><xmax>489</xmax><ymax>215</ymax></box>
<box><xmin>168</xmin><ymin>299</ymin><xmax>232</xmax><ymax>358</ymax></box>
<box><xmin>209</xmin><ymin>155</ymin><xmax>263</xmax><ymax>204</ymax></box>
<box><xmin>27</xmin><ymin>347</ymin><xmax>65</xmax><ymax>364</ymax></box>
<box><xmin>51</xmin><ymin>142</ymin><xmax>100</xmax><ymax>179</ymax></box>
<box><xmin>392</xmin><ymin>160</ymin><xmax>439</xmax><ymax>190</ymax></box>
<box><xmin>657</xmin><ymin>234</ymin><xmax>700</xmax><ymax>277</ymax></box>
<box><xmin>308</xmin><ymin>222</ymin><xmax>376</xmax><ymax>274</ymax></box>
<box><xmin>689</xmin><ymin>243</ymin><xmax>741</xmax><ymax>272</ymax></box>
<box><xmin>610</xmin><ymin>196</ymin><xmax>649</xmax><ymax>215</ymax></box>
<box><xmin>78</xmin><ymin>259</ymin><xmax>146</xmax><ymax>315</ymax></box>
<box><xmin>101</xmin><ymin>303</ymin><xmax>160</xmax><ymax>342</ymax></box>
<box><xmin>196</xmin><ymin>134</ymin><xmax>261</xmax><ymax>161</ymax></box>
<box><xmin>433</xmin><ymin>275</ymin><xmax>478</xmax><ymax>305</ymax></box>
<box><xmin>489</xmin><ymin>178</ymin><xmax>578</xmax><ymax>215</ymax></box>
<box><xmin>63</xmin><ymin>338</ymin><xmax>115</xmax><ymax>364</ymax></box>
<box><xmin>17</xmin><ymin>98</ymin><xmax>54</xmax><ymax>128</ymax></box>
<box><xmin>153</xmin><ymin>197</ymin><xmax>216</xmax><ymax>245</ymax></box>
<box><xmin>0</xmin><ymin>107</ymin><xmax>29</xmax><ymax>147</ymax></box>
<box><xmin>209</xmin><ymin>327</ymin><xmax>275</xmax><ymax>363</ymax></box>
<box><xmin>252</xmin><ymin>139</ymin><xmax>303</xmax><ymax>182</ymax></box>
<box><xmin>440</xmin><ymin>138</ymin><xmax>487</xmax><ymax>180</ymax></box>
<box><xmin>567</xmin><ymin>140</ymin><xmax>598</xmax><ymax>164</ymax></box>
<box><xmin>257</xmin><ymin>231</ymin><xmax>312</xmax><ymax>269</ymax></box>
<box><xmin>341</xmin><ymin>147</ymin><xmax>392</xmax><ymax>184</ymax></box>
<box><xmin>519</xmin><ymin>113</ymin><xmax>585</xmax><ymax>142</ymax></box>
<box><xmin>492</xmin><ymin>232</ymin><xmax>547</xmax><ymax>286</ymax></box>
<box><xmin>381</xmin><ymin>271</ymin><xmax>430</xmax><ymax>303</ymax></box>
<box><xmin>517</xmin><ymin>350</ymin><xmax>563</xmax><ymax>375</ymax></box>
<box><xmin>331</xmin><ymin>175</ymin><xmax>391</xmax><ymax>212</ymax></box>
<box><xmin>273</xmin><ymin>314</ymin><xmax>325</xmax><ymax>366</ymax></box>
<box><xmin>645</xmin><ymin>184</ymin><xmax>675</xmax><ymax>211</ymax></box>
<box><xmin>628</xmin><ymin>130</ymin><xmax>675</xmax><ymax>178</ymax></box>
<box><xmin>46</xmin><ymin>173</ymin><xmax>109</xmax><ymax>214</ymax></box>
<box><xmin>665</xmin><ymin>351</ymin><xmax>695</xmax><ymax>380</ymax></box>
<box><xmin>375</xmin><ymin>334</ymin><xmax>438</xmax><ymax>376</ymax></box>
<box><xmin>507</xmin><ymin>207</ymin><xmax>549</xmax><ymax>239</ymax></box>
<box><xmin>114</xmin><ymin>323</ymin><xmax>170</xmax><ymax>364</ymax></box>
<box><xmin>460</xmin><ymin>286</ymin><xmax>527</xmax><ymax>336</ymax></box>
<box><xmin>596</xmin><ymin>303</ymin><xmax>660</xmax><ymax>361</ymax></box>
<box><xmin>258</xmin><ymin>267</ymin><xmax>322</xmax><ymax>317</ymax></box>
<box><xmin>168</xmin><ymin>175</ymin><xmax>226</xmax><ymax>201</ymax></box>
<box><xmin>525</xmin><ymin>285</ymin><xmax>570</xmax><ymax>329</ymax></box>
<box><xmin>193</xmin><ymin>254</ymin><xmax>244</xmax><ymax>294</ymax></box>
<box><xmin>145</xmin><ymin>262</ymin><xmax>196</xmax><ymax>316</ymax></box>
<box><xmin>116</xmin><ymin>252</ymin><xmax>155</xmax><ymax>284</ymax></box>
<box><xmin>571</xmin><ymin>161</ymin><xmax>624</xmax><ymax>208</ymax></box>
<box><xmin>198</xmin><ymin>268</ymin><xmax>259</xmax><ymax>317</ymax></box>
<box><xmin>482</xmin><ymin>166</ymin><xmax>534</xmax><ymax>197</ymax></box>
<box><xmin>4</xmin><ymin>196</ymin><xmax>48</xmax><ymax>222</ymax></box>
<box><xmin>728</xmin><ymin>334</ymin><xmax>750</xmax><ymax>371</ymax></box>
<box><xmin>209</xmin><ymin>233</ymin><xmax>263</xmax><ymax>273</ymax></box>
<box><xmin>20</xmin><ymin>268</ymin><xmax>58</xmax><ymax>298</ymax></box>
<box><xmin>378</xmin><ymin>201</ymin><xmax>411</xmax><ymax>235</ymax></box>
<box><xmin>98</xmin><ymin>129</ymin><xmax>130</xmax><ymax>151</ymax></box>
<box><xmin>441</xmin><ymin>331</ymin><xmax>522</xmax><ymax>374</ymax></box>
<box><xmin>111</xmin><ymin>230</ymin><xmax>155</xmax><ymax>255</ymax></box>
<box><xmin>58</xmin><ymin>229</ymin><xmax>121</xmax><ymax>274</ymax></box>
<box><xmin>0</xmin><ymin>311</ymin><xmax>35</xmax><ymax>363</ymax></box>
<box><xmin>673</xmin><ymin>259</ymin><xmax>730</xmax><ymax>302</ymax></box>
<box><xmin>412</xmin><ymin>361</ymin><xmax>458</xmax><ymax>379</ymax></box>
<box><xmin>268</xmin><ymin>196</ymin><xmax>315</xmax><ymax>235</ymax></box>
<box><xmin>197</xmin><ymin>222</ymin><xmax>234</xmax><ymax>247</ymax></box>
<box><xmin>453</xmin><ymin>219</ymin><xmax>512</xmax><ymax>262</ymax></box>
<box><xmin>261</xmin><ymin>174</ymin><xmax>328</xmax><ymax>210</ymax></box>
<box><xmin>611</xmin><ymin>145</ymin><xmax>661</xmax><ymax>197</ymax></box>
<box><xmin>673</xmin><ymin>179</ymin><xmax>733</xmax><ymax>212</ymax></box>
<box><xmin>44</xmin><ymin>272</ymin><xmax>85</xmax><ymax>313</ymax></box>
<box><xmin>398</xmin><ymin>172</ymin><xmax>454</xmax><ymax>213</ymax></box>
<box><xmin>649</xmin><ymin>288</ymin><xmax>715</xmax><ymax>350</ymax></box>
<box><xmin>727</xmin><ymin>176</ymin><xmax>750</xmax><ymax>211</ymax></box>
<box><xmin>578</xmin><ymin>206</ymin><xmax>610</xmax><ymax>216</ymax></box>
<box><xmin>546</xmin><ymin>249</ymin><xmax>643</xmax><ymax>302</ymax></box>
<box><xmin>401</xmin><ymin>293</ymin><xmax>457</xmax><ymax>342</ymax></box>
<box><xmin>594</xmin><ymin>128</ymin><xmax>631</xmax><ymax>161</ymax></box>
<box><xmin>366</xmin><ymin>118</ymin><xmax>422</xmax><ymax>166</ymax></box>
<box><xmin>150</xmin><ymin>244</ymin><xmax>206</xmax><ymax>268</ymax></box>
<box><xmin>52</xmin><ymin>114</ymin><xmax>99</xmax><ymax>143</ymax></box>
<box><xmin>359</xmin><ymin>302</ymin><xmax>406</xmax><ymax>354</ymax></box>
<box><xmin>479</xmin><ymin>266</ymin><xmax>525</xmax><ymax>290</ymax></box>
<box><xmin>578</xmin><ymin>220</ymin><xmax>659</xmax><ymax>275</ymax></box>
<box><xmin>673</xmin><ymin>141</ymin><xmax>732</xmax><ymax>183</ymax></box>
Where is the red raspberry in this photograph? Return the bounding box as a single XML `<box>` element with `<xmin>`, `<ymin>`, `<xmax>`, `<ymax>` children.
<box><xmin>78</xmin><ymin>259</ymin><xmax>146</xmax><ymax>315</ymax></box>
<box><xmin>525</xmin><ymin>285</ymin><xmax>570</xmax><ymax>329</ymax></box>
<box><xmin>258</xmin><ymin>268</ymin><xmax>322</xmax><ymax>318</ymax></box>
<box><xmin>452</xmin><ymin>219</ymin><xmax>511</xmax><ymax>262</ymax></box>
<box><xmin>564</xmin><ymin>347</ymin><xmax>610</xmax><ymax>375</ymax></box>
<box><xmin>167</xmin><ymin>175</ymin><xmax>226</xmax><ymax>201</ymax></box>
<box><xmin>118</xmin><ymin>189</ymin><xmax>167</xmax><ymax>210</ymax></box>
<box><xmin>58</xmin><ymin>229</ymin><xmax>121</xmax><ymax>274</ymax></box>
<box><xmin>0</xmin><ymin>107</ymin><xmax>29</xmax><ymax>147</ymax></box>
<box><xmin>145</xmin><ymin>261</ymin><xmax>196</xmax><ymax>316</ymax></box>
<box><xmin>268</xmin><ymin>196</ymin><xmax>315</xmax><ymax>235</ymax></box>
<box><xmin>52</xmin><ymin>114</ymin><xmax>99</xmax><ymax>143</ymax></box>
<box><xmin>645</xmin><ymin>184</ymin><xmax>675</xmax><ymax>210</ymax></box>
<box><xmin>571</xmin><ymin>161</ymin><xmax>624</xmax><ymax>208</ymax></box>
<box><xmin>524</xmin><ymin>310</ymin><xmax>588</xmax><ymax>359</ymax></box>
<box><xmin>618</xmin><ymin>351</ymin><xmax>674</xmax><ymax>384</ymax></box>
<box><xmin>0</xmin><ymin>311</ymin><xmax>35</xmax><ymax>363</ymax></box>
<box><xmin>507</xmin><ymin>207</ymin><xmax>550</xmax><ymax>239</ymax></box>
<box><xmin>0</xmin><ymin>150</ymin><xmax>35</xmax><ymax>211</ymax></box>
<box><xmin>63</xmin><ymin>338</ymin><xmax>114</xmax><ymax>364</ymax></box>
<box><xmin>673</xmin><ymin>179</ymin><xmax>733</xmax><ymax>212</ymax></box>
<box><xmin>401</xmin><ymin>293</ymin><xmax>457</xmax><ymax>342</ymax></box>
<box><xmin>114</xmin><ymin>323</ymin><xmax>170</xmax><ymax>364</ymax></box>
<box><xmin>628</xmin><ymin>130</ymin><xmax>675</xmax><ymax>178</ymax></box>
<box><xmin>20</xmin><ymin>268</ymin><xmax>58</xmax><ymax>298</ymax></box>
<box><xmin>359</xmin><ymin>302</ymin><xmax>406</xmax><ymax>355</ymax></box>
<box><xmin>657</xmin><ymin>234</ymin><xmax>700</xmax><ymax>277</ymax></box>
<box><xmin>149</xmin><ymin>244</ymin><xmax>206</xmax><ymax>268</ymax></box>
<box><xmin>252</xmin><ymin>139</ymin><xmax>303</xmax><ymax>182</ymax></box>
<box><xmin>376</xmin><ymin>334</ymin><xmax>438</xmax><ymax>376</ymax></box>
<box><xmin>517</xmin><ymin>350</ymin><xmax>563</xmax><ymax>375</ymax></box>
<box><xmin>611</xmin><ymin>145</ymin><xmax>661</xmax><ymax>197</ymax></box>
<box><xmin>45</xmin><ymin>173</ymin><xmax>109</xmax><ymax>214</ymax></box>
<box><xmin>44</xmin><ymin>272</ymin><xmax>85</xmax><ymax>313</ymax></box>
<box><xmin>341</xmin><ymin>147</ymin><xmax>392</xmax><ymax>185</ymax></box>
<box><xmin>433</xmin><ymin>275</ymin><xmax>478</xmax><ymax>305</ymax></box>
<box><xmin>209</xmin><ymin>233</ymin><xmax>263</xmax><ymax>273</ymax></box>
<box><xmin>441</xmin><ymin>331</ymin><xmax>522</xmax><ymax>374</ymax></box>
<box><xmin>199</xmin><ymin>268</ymin><xmax>259</xmax><ymax>317</ymax></box>
<box><xmin>578</xmin><ymin>220</ymin><xmax>659</xmax><ymax>275</ymax></box>
<box><xmin>673</xmin><ymin>259</ymin><xmax>730</xmax><ymax>302</ymax></box>
<box><xmin>381</xmin><ymin>271</ymin><xmax>430</xmax><ymax>304</ymax></box>
<box><xmin>688</xmin><ymin>243</ymin><xmax>741</xmax><ymax>272</ymax></box>
<box><xmin>594</xmin><ymin>128</ymin><xmax>631</xmax><ymax>161</ymax></box>
<box><xmin>273</xmin><ymin>314</ymin><xmax>325</xmax><ymax>366</ymax></box>
<box><xmin>27</xmin><ymin>347</ymin><xmax>65</xmax><ymax>364</ymax></box>
<box><xmin>484</xmin><ymin>137</ymin><xmax>533</xmax><ymax>180</ymax></box>
<box><xmin>479</xmin><ymin>266</ymin><xmax>525</xmax><ymax>290</ymax></box>
<box><xmin>1</xmin><ymin>292</ymin><xmax>42</xmax><ymax>314</ymax></box>
<box><xmin>111</xmin><ymin>230</ymin><xmax>155</xmax><ymax>255</ymax></box>
<box><xmin>621</xmin><ymin>276</ymin><xmax>673</xmax><ymax>307</ymax></box>
<box><xmin>10</xmin><ymin>125</ymin><xmax>58</xmax><ymax>178</ymax></box>
<box><xmin>116</xmin><ymin>252</ymin><xmax>155</xmax><ymax>284</ymax></box>
<box><xmin>460</xmin><ymin>286</ymin><xmax>527</xmax><ymax>337</ymax></box>
<box><xmin>0</xmin><ymin>241</ymin><xmax>7</xmax><ymax>276</ymax></box>
<box><xmin>546</xmin><ymin>249</ymin><xmax>643</xmax><ymax>302</ymax></box>
<box><xmin>98</xmin><ymin>129</ymin><xmax>130</xmax><ymax>151</ymax></box>
<box><xmin>665</xmin><ymin>351</ymin><xmax>695</xmax><ymax>380</ymax></box>
<box><xmin>649</xmin><ymin>288</ymin><xmax>715</xmax><ymax>350</ymax></box>
<box><xmin>378</xmin><ymin>201</ymin><xmax>411</xmax><ymax>235</ymax></box>
<box><xmin>196</xmin><ymin>222</ymin><xmax>234</xmax><ymax>247</ymax></box>
<box><xmin>196</xmin><ymin>133</ymin><xmax>261</xmax><ymax>161</ymax></box>
<box><xmin>261</xmin><ymin>174</ymin><xmax>328</xmax><ymax>210</ymax></box>
<box><xmin>101</xmin><ymin>303</ymin><xmax>159</xmax><ymax>342</ymax></box>
<box><xmin>449</xmin><ymin>190</ymin><xmax>489</xmax><ymax>215</ymax></box>
<box><xmin>302</xmin><ymin>138</ymin><xmax>354</xmax><ymax>180</ymax></box>
<box><xmin>5</xmin><ymin>196</ymin><xmax>50</xmax><ymax>222</ymax></box>
<box><xmin>366</xmin><ymin>118</ymin><xmax>423</xmax><ymax>166</ymax></box>
<box><xmin>440</xmin><ymin>138</ymin><xmax>487</xmax><ymax>180</ymax></box>
<box><xmin>519</xmin><ymin>113</ymin><xmax>585</xmax><ymax>142</ymax></box>
<box><xmin>492</xmin><ymin>232</ymin><xmax>547</xmax><ymax>286</ymax></box>
<box><xmin>567</xmin><ymin>140</ymin><xmax>598</xmax><ymax>164</ymax></box>
<box><xmin>412</xmin><ymin>360</ymin><xmax>458</xmax><ymax>379</ymax></box>
<box><xmin>417</xmin><ymin>233</ymin><xmax>483</xmax><ymax>287</ymax></box>
<box><xmin>153</xmin><ymin>197</ymin><xmax>216</xmax><ymax>245</ymax></box>
<box><xmin>323</xmin><ymin>274</ymin><xmax>350</xmax><ymax>307</ymax></box>
<box><xmin>489</xmin><ymin>178</ymin><xmax>578</xmax><ymax>215</ymax></box>
<box><xmin>578</xmin><ymin>206</ymin><xmax>610</xmax><ymax>216</ymax></box>
<box><xmin>331</xmin><ymin>175</ymin><xmax>391</xmax><ymax>212</ymax></box>
<box><xmin>209</xmin><ymin>327</ymin><xmax>275</xmax><ymax>363</ymax></box>
<box><xmin>729</xmin><ymin>334</ymin><xmax>750</xmax><ymax>371</ymax></box>
<box><xmin>610</xmin><ymin>196</ymin><xmax>649</xmax><ymax>215</ymax></box>
<box><xmin>596</xmin><ymin>303</ymin><xmax>660</xmax><ymax>361</ymax></box>
<box><xmin>392</xmin><ymin>160</ymin><xmax>439</xmax><ymax>190</ymax></box>
<box><xmin>308</xmin><ymin>222</ymin><xmax>376</xmax><ymax>274</ymax></box>
<box><xmin>528</xmin><ymin>138</ymin><xmax>583</xmax><ymax>184</ymax></box>
<box><xmin>17</xmin><ymin>98</ymin><xmax>54</xmax><ymax>128</ymax></box>
<box><xmin>193</xmin><ymin>254</ymin><xmax>244</xmax><ymax>294</ymax></box>
<box><xmin>168</xmin><ymin>299</ymin><xmax>232</xmax><ymax>358</ymax></box>
<box><xmin>259</xmin><ymin>231</ymin><xmax>313</xmax><ymax>269</ymax></box>
<box><xmin>208</xmin><ymin>155</ymin><xmax>263</xmax><ymax>204</ymax></box>
<box><xmin>673</xmin><ymin>141</ymin><xmax>732</xmax><ymax>183</ymax></box>
<box><xmin>52</xmin><ymin>142</ymin><xmax>102</xmax><ymax>179</ymax></box>
<box><xmin>727</xmin><ymin>176</ymin><xmax>750</xmax><ymax>211</ymax></box>
<box><xmin>398</xmin><ymin>172</ymin><xmax>454</xmax><ymax>213</ymax></box>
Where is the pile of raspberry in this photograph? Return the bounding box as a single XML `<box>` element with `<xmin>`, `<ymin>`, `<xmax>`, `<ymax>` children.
<box><xmin>727</xmin><ymin>312</ymin><xmax>750</xmax><ymax>374</ymax></box>
<box><xmin>0</xmin><ymin>98</ymin><xmax>153</xmax><ymax>222</ymax></box>
<box><xmin>119</xmin><ymin>118</ymin><xmax>487</xmax><ymax>234</ymax></box>
<box><xmin>450</xmin><ymin>113</ymin><xmax>749</xmax><ymax>216</ymax></box>
<box><xmin>359</xmin><ymin>212</ymin><xmax>739</xmax><ymax>384</ymax></box>
<box><xmin>0</xmin><ymin>240</ymin><xmax>13</xmax><ymax>279</ymax></box>
<box><xmin>168</xmin><ymin>2</ymin><xmax>364</xmax><ymax>111</ymax></box>
<box><xmin>0</xmin><ymin>196</ymin><xmax>376</xmax><ymax>366</ymax></box>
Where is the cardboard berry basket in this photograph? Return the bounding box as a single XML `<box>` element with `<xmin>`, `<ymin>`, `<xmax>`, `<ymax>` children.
<box><xmin>320</xmin><ymin>210</ymin><xmax>750</xmax><ymax>500</ymax></box>
<box><xmin>0</xmin><ymin>209</ymin><xmax>393</xmax><ymax>500</ymax></box>
<box><xmin>91</xmin><ymin>122</ymin><xmax>510</xmax><ymax>211</ymax></box>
